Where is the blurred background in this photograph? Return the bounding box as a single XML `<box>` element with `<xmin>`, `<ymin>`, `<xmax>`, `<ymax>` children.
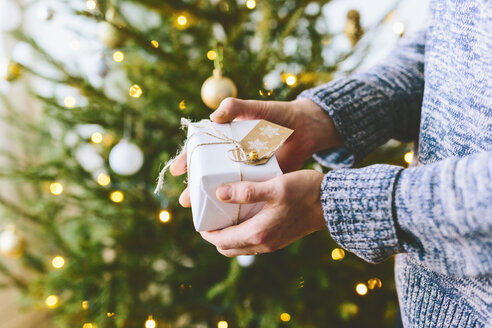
<box><xmin>0</xmin><ymin>0</ymin><xmax>428</xmax><ymax>327</ymax></box>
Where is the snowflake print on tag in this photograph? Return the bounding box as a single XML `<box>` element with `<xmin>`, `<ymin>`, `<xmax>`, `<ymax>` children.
<box><xmin>247</xmin><ymin>138</ymin><xmax>268</xmax><ymax>152</ymax></box>
<box><xmin>240</xmin><ymin>120</ymin><xmax>294</xmax><ymax>165</ymax></box>
<box><xmin>259</xmin><ymin>124</ymin><xmax>280</xmax><ymax>138</ymax></box>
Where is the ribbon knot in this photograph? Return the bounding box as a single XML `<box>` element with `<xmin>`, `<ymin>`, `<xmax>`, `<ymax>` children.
<box><xmin>154</xmin><ymin>118</ymin><xmax>265</xmax><ymax>195</ymax></box>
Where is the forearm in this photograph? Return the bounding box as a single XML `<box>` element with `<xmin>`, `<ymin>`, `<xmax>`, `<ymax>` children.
<box><xmin>299</xmin><ymin>31</ymin><xmax>426</xmax><ymax>166</ymax></box>
<box><xmin>321</xmin><ymin>151</ymin><xmax>492</xmax><ymax>277</ymax></box>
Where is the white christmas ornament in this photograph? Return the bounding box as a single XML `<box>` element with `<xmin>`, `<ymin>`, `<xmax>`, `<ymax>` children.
<box><xmin>109</xmin><ymin>140</ymin><xmax>144</xmax><ymax>175</ymax></box>
<box><xmin>0</xmin><ymin>225</ymin><xmax>24</xmax><ymax>257</ymax></box>
<box><xmin>237</xmin><ymin>255</ymin><xmax>255</xmax><ymax>267</ymax></box>
<box><xmin>75</xmin><ymin>144</ymin><xmax>105</xmax><ymax>173</ymax></box>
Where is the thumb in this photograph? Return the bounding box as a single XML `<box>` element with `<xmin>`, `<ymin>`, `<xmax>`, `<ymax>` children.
<box><xmin>210</xmin><ymin>97</ymin><xmax>268</xmax><ymax>123</ymax></box>
<box><xmin>216</xmin><ymin>180</ymin><xmax>276</xmax><ymax>204</ymax></box>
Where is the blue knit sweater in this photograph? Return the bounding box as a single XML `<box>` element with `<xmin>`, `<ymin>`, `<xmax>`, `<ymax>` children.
<box><xmin>298</xmin><ymin>1</ymin><xmax>491</xmax><ymax>327</ymax></box>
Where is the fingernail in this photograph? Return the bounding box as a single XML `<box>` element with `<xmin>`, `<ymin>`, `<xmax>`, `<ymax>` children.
<box><xmin>216</xmin><ymin>185</ymin><xmax>232</xmax><ymax>201</ymax></box>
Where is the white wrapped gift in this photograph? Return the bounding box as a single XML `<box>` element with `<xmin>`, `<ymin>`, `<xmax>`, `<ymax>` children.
<box><xmin>186</xmin><ymin>120</ymin><xmax>290</xmax><ymax>231</ymax></box>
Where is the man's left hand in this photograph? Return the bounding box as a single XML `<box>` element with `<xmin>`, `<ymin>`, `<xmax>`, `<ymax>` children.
<box><xmin>199</xmin><ymin>170</ymin><xmax>326</xmax><ymax>257</ymax></box>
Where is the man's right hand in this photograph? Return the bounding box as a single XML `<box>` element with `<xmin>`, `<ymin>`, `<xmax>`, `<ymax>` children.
<box><xmin>170</xmin><ymin>97</ymin><xmax>343</xmax><ymax>207</ymax></box>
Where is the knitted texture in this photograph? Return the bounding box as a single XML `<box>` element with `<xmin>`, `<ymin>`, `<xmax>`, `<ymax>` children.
<box><xmin>298</xmin><ymin>0</ymin><xmax>492</xmax><ymax>327</ymax></box>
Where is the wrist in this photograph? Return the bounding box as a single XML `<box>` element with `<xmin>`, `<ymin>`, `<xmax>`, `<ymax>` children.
<box><xmin>311</xmin><ymin>170</ymin><xmax>327</xmax><ymax>231</ymax></box>
<box><xmin>292</xmin><ymin>98</ymin><xmax>343</xmax><ymax>155</ymax></box>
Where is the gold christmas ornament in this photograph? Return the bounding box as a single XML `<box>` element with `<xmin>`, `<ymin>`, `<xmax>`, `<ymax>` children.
<box><xmin>0</xmin><ymin>225</ymin><xmax>24</xmax><ymax>258</ymax></box>
<box><xmin>201</xmin><ymin>69</ymin><xmax>237</xmax><ymax>110</ymax></box>
<box><xmin>105</xmin><ymin>6</ymin><xmax>126</xmax><ymax>28</ymax></box>
<box><xmin>98</xmin><ymin>22</ymin><xmax>123</xmax><ymax>48</ymax></box>
<box><xmin>343</xmin><ymin>9</ymin><xmax>364</xmax><ymax>47</ymax></box>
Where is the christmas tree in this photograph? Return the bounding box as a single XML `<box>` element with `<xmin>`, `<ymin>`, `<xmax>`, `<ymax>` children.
<box><xmin>0</xmin><ymin>0</ymin><xmax>413</xmax><ymax>327</ymax></box>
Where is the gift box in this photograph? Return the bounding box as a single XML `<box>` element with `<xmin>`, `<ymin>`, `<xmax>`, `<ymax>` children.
<box><xmin>186</xmin><ymin>119</ymin><xmax>292</xmax><ymax>231</ymax></box>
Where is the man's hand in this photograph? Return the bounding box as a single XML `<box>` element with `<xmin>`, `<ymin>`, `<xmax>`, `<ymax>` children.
<box><xmin>170</xmin><ymin>97</ymin><xmax>342</xmax><ymax>207</ymax></box>
<box><xmin>200</xmin><ymin>170</ymin><xmax>326</xmax><ymax>257</ymax></box>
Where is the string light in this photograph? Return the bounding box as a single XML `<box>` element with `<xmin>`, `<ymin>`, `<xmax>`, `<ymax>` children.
<box><xmin>259</xmin><ymin>89</ymin><xmax>273</xmax><ymax>97</ymax></box>
<box><xmin>45</xmin><ymin>295</ymin><xmax>59</xmax><ymax>308</ymax></box>
<box><xmin>110</xmin><ymin>191</ymin><xmax>124</xmax><ymax>203</ymax></box>
<box><xmin>392</xmin><ymin>22</ymin><xmax>405</xmax><ymax>36</ymax></box>
<box><xmin>86</xmin><ymin>0</ymin><xmax>97</xmax><ymax>10</ymax></box>
<box><xmin>177</xmin><ymin>15</ymin><xmax>188</xmax><ymax>26</ymax></box>
<box><xmin>280</xmin><ymin>313</ymin><xmax>291</xmax><ymax>322</ymax></box>
<box><xmin>145</xmin><ymin>316</ymin><xmax>156</xmax><ymax>328</ymax></box>
<box><xmin>112</xmin><ymin>51</ymin><xmax>124</xmax><ymax>63</ymax></box>
<box><xmin>179</xmin><ymin>100</ymin><xmax>187</xmax><ymax>110</ymax></box>
<box><xmin>82</xmin><ymin>300</ymin><xmax>89</xmax><ymax>310</ymax></box>
<box><xmin>331</xmin><ymin>248</ymin><xmax>345</xmax><ymax>261</ymax></box>
<box><xmin>159</xmin><ymin>210</ymin><xmax>171</xmax><ymax>223</ymax></box>
<box><xmin>217</xmin><ymin>321</ymin><xmax>228</xmax><ymax>328</ymax></box>
<box><xmin>340</xmin><ymin>302</ymin><xmax>359</xmax><ymax>318</ymax></box>
<box><xmin>51</xmin><ymin>256</ymin><xmax>65</xmax><ymax>269</ymax></box>
<box><xmin>404</xmin><ymin>152</ymin><xmax>413</xmax><ymax>164</ymax></box>
<box><xmin>91</xmin><ymin>132</ymin><xmax>103</xmax><ymax>144</ymax></box>
<box><xmin>50</xmin><ymin>182</ymin><xmax>63</xmax><ymax>196</ymax></box>
<box><xmin>207</xmin><ymin>50</ymin><xmax>217</xmax><ymax>60</ymax></box>
<box><xmin>129</xmin><ymin>84</ymin><xmax>143</xmax><ymax>98</ymax></box>
<box><xmin>355</xmin><ymin>283</ymin><xmax>368</xmax><ymax>296</ymax></box>
<box><xmin>368</xmin><ymin>277</ymin><xmax>382</xmax><ymax>289</ymax></box>
<box><xmin>246</xmin><ymin>0</ymin><xmax>256</xmax><ymax>9</ymax></box>
<box><xmin>83</xmin><ymin>324</ymin><xmax>94</xmax><ymax>328</ymax></box>
<box><xmin>285</xmin><ymin>74</ymin><xmax>297</xmax><ymax>87</ymax></box>
<box><xmin>63</xmin><ymin>96</ymin><xmax>76</xmax><ymax>108</ymax></box>
<box><xmin>151</xmin><ymin>40</ymin><xmax>159</xmax><ymax>48</ymax></box>
<box><xmin>97</xmin><ymin>173</ymin><xmax>111</xmax><ymax>186</ymax></box>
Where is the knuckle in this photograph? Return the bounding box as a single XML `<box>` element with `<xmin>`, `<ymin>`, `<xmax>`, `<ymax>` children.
<box><xmin>216</xmin><ymin>241</ymin><xmax>228</xmax><ymax>250</ymax></box>
<box><xmin>239</xmin><ymin>184</ymin><xmax>256</xmax><ymax>203</ymax></box>
<box><xmin>251</xmin><ymin>230</ymin><xmax>268</xmax><ymax>246</ymax></box>
<box><xmin>274</xmin><ymin>181</ymin><xmax>288</xmax><ymax>201</ymax></box>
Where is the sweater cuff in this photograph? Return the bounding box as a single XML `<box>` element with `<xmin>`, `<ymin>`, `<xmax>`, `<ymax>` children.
<box><xmin>321</xmin><ymin>165</ymin><xmax>404</xmax><ymax>263</ymax></box>
<box><xmin>297</xmin><ymin>78</ymin><xmax>392</xmax><ymax>166</ymax></box>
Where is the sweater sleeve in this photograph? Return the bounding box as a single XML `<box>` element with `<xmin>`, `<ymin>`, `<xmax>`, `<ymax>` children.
<box><xmin>321</xmin><ymin>151</ymin><xmax>492</xmax><ymax>277</ymax></box>
<box><xmin>297</xmin><ymin>31</ymin><xmax>426</xmax><ymax>168</ymax></box>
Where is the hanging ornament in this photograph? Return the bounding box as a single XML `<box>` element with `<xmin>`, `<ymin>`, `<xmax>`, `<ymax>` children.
<box><xmin>200</xmin><ymin>44</ymin><xmax>237</xmax><ymax>110</ymax></box>
<box><xmin>0</xmin><ymin>225</ymin><xmax>24</xmax><ymax>258</ymax></box>
<box><xmin>98</xmin><ymin>22</ymin><xmax>123</xmax><ymax>49</ymax></box>
<box><xmin>343</xmin><ymin>9</ymin><xmax>364</xmax><ymax>47</ymax></box>
<box><xmin>237</xmin><ymin>255</ymin><xmax>255</xmax><ymax>267</ymax></box>
<box><xmin>98</xmin><ymin>1</ymin><xmax>126</xmax><ymax>48</ymax></box>
<box><xmin>75</xmin><ymin>144</ymin><xmax>105</xmax><ymax>173</ymax></box>
<box><xmin>105</xmin><ymin>6</ymin><xmax>126</xmax><ymax>28</ymax></box>
<box><xmin>109</xmin><ymin>139</ymin><xmax>144</xmax><ymax>175</ymax></box>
